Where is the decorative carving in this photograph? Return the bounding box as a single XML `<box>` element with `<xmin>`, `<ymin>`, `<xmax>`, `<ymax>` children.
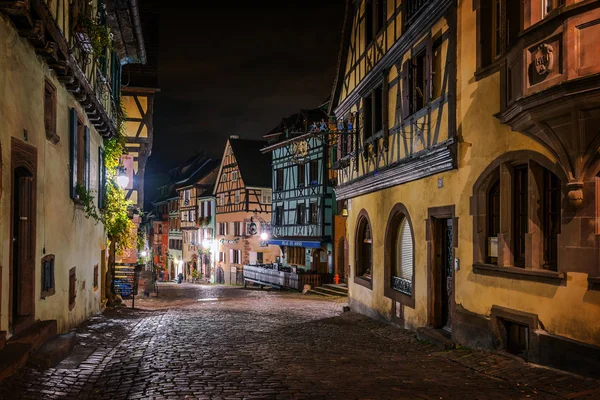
<box><xmin>567</xmin><ymin>182</ymin><xmax>584</xmax><ymax>208</ymax></box>
<box><xmin>533</xmin><ymin>43</ymin><xmax>554</xmax><ymax>77</ymax></box>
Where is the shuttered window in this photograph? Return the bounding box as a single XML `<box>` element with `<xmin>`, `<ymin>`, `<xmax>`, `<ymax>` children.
<box><xmin>394</xmin><ymin>218</ymin><xmax>413</xmax><ymax>280</ymax></box>
<box><xmin>41</xmin><ymin>255</ymin><xmax>55</xmax><ymax>299</ymax></box>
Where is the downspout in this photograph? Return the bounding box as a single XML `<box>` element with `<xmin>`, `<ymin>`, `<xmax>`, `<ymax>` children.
<box><xmin>129</xmin><ymin>0</ymin><xmax>147</xmax><ymax>64</ymax></box>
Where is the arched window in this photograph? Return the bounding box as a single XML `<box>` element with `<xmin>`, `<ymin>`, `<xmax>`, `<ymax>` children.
<box><xmin>384</xmin><ymin>204</ymin><xmax>415</xmax><ymax>306</ymax></box>
<box><xmin>487</xmin><ymin>180</ymin><xmax>500</xmax><ymax>264</ymax></box>
<box><xmin>472</xmin><ymin>152</ymin><xmax>563</xmax><ymax>273</ymax></box>
<box><xmin>355</xmin><ymin>211</ymin><xmax>373</xmax><ymax>288</ymax></box>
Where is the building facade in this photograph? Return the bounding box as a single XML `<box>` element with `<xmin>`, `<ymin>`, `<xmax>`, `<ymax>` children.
<box><xmin>151</xmin><ymin>201</ymin><xmax>169</xmax><ymax>280</ymax></box>
<box><xmin>262</xmin><ymin>107</ymin><xmax>337</xmax><ymax>275</ymax></box>
<box><xmin>214</xmin><ymin>138</ymin><xmax>279</xmax><ymax>285</ymax></box>
<box><xmin>0</xmin><ymin>0</ymin><xmax>144</xmax><ymax>337</ymax></box>
<box><xmin>176</xmin><ymin>157</ymin><xmax>219</xmax><ymax>281</ymax></box>
<box><xmin>197</xmin><ymin>193</ymin><xmax>217</xmax><ymax>282</ymax></box>
<box><xmin>329</xmin><ymin>0</ymin><xmax>600</xmax><ymax>377</ymax></box>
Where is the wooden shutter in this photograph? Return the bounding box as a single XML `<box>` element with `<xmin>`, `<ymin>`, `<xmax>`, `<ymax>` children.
<box><xmin>426</xmin><ymin>37</ymin><xmax>433</xmax><ymax>102</ymax></box>
<box><xmin>69</xmin><ymin>108</ymin><xmax>78</xmax><ymax>199</ymax></box>
<box><xmin>98</xmin><ymin>147</ymin><xmax>105</xmax><ymax>209</ymax></box>
<box><xmin>398</xmin><ymin>218</ymin><xmax>413</xmax><ymax>280</ymax></box>
<box><xmin>84</xmin><ymin>126</ymin><xmax>90</xmax><ymax>190</ymax></box>
<box><xmin>401</xmin><ymin>60</ymin><xmax>411</xmax><ymax>120</ymax></box>
<box><xmin>382</xmin><ymin>70</ymin><xmax>389</xmax><ymax>147</ymax></box>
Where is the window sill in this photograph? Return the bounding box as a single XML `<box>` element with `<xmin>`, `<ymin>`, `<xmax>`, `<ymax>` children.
<box><xmin>474</xmin><ymin>59</ymin><xmax>504</xmax><ymax>82</ymax></box>
<box><xmin>588</xmin><ymin>276</ymin><xmax>600</xmax><ymax>291</ymax></box>
<box><xmin>354</xmin><ymin>276</ymin><xmax>372</xmax><ymax>290</ymax></box>
<box><xmin>473</xmin><ymin>263</ymin><xmax>565</xmax><ymax>285</ymax></box>
<box><xmin>40</xmin><ymin>288</ymin><xmax>55</xmax><ymax>300</ymax></box>
<box><xmin>384</xmin><ymin>286</ymin><xmax>415</xmax><ymax>309</ymax></box>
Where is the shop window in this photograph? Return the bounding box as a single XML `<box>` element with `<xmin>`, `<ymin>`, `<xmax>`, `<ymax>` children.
<box><xmin>41</xmin><ymin>255</ymin><xmax>55</xmax><ymax>299</ymax></box>
<box><xmin>288</xmin><ymin>247</ymin><xmax>305</xmax><ymax>265</ymax></box>
<box><xmin>355</xmin><ymin>212</ymin><xmax>373</xmax><ymax>285</ymax></box>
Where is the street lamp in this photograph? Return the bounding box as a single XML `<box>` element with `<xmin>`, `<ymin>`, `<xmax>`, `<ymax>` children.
<box><xmin>202</xmin><ymin>239</ymin><xmax>212</xmax><ymax>249</ymax></box>
<box><xmin>260</xmin><ymin>232</ymin><xmax>269</xmax><ymax>241</ymax></box>
<box><xmin>141</xmin><ymin>250</ymin><xmax>147</xmax><ymax>257</ymax></box>
<box><xmin>117</xmin><ymin>166</ymin><xmax>129</xmax><ymax>189</ymax></box>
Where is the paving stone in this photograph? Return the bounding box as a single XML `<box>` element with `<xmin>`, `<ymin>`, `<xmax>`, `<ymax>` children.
<box><xmin>0</xmin><ymin>283</ymin><xmax>598</xmax><ymax>399</ymax></box>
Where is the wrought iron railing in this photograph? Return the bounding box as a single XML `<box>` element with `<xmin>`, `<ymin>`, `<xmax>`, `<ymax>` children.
<box><xmin>391</xmin><ymin>276</ymin><xmax>412</xmax><ymax>296</ymax></box>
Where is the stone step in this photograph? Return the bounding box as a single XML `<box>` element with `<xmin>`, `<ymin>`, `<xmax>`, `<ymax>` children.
<box><xmin>311</xmin><ymin>286</ymin><xmax>348</xmax><ymax>297</ymax></box>
<box><xmin>306</xmin><ymin>289</ymin><xmax>336</xmax><ymax>297</ymax></box>
<box><xmin>0</xmin><ymin>320</ymin><xmax>57</xmax><ymax>381</ymax></box>
<box><xmin>322</xmin><ymin>284</ymin><xmax>349</xmax><ymax>295</ymax></box>
<box><xmin>27</xmin><ymin>332</ymin><xmax>76</xmax><ymax>369</ymax></box>
<box><xmin>416</xmin><ymin>327</ymin><xmax>455</xmax><ymax>351</ymax></box>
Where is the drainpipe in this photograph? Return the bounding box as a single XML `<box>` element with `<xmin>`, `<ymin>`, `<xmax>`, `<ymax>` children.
<box><xmin>129</xmin><ymin>0</ymin><xmax>147</xmax><ymax>65</ymax></box>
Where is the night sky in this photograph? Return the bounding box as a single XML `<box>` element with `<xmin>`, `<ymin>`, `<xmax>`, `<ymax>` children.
<box><xmin>144</xmin><ymin>1</ymin><xmax>346</xmax><ymax>206</ymax></box>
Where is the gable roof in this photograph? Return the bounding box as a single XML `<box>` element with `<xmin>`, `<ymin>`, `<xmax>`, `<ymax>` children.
<box><xmin>328</xmin><ymin>0</ymin><xmax>355</xmax><ymax>115</ymax></box>
<box><xmin>229</xmin><ymin>138</ymin><xmax>272</xmax><ymax>188</ymax></box>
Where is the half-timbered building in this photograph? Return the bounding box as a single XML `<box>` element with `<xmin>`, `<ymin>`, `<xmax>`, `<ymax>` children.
<box><xmin>176</xmin><ymin>157</ymin><xmax>219</xmax><ymax>281</ymax></box>
<box><xmin>214</xmin><ymin>137</ymin><xmax>279</xmax><ymax>285</ymax></box>
<box><xmin>330</xmin><ymin>0</ymin><xmax>600</xmax><ymax>376</ymax></box>
<box><xmin>0</xmin><ymin>0</ymin><xmax>145</xmax><ymax>341</ymax></box>
<box><xmin>262</xmin><ymin>106</ymin><xmax>336</xmax><ymax>275</ymax></box>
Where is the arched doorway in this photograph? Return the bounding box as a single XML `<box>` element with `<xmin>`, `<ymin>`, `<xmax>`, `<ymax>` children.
<box><xmin>9</xmin><ymin>166</ymin><xmax>35</xmax><ymax>334</ymax></box>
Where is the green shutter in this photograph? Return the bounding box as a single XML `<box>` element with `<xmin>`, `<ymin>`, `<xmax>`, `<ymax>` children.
<box><xmin>69</xmin><ymin>108</ymin><xmax>78</xmax><ymax>199</ymax></box>
<box><xmin>84</xmin><ymin>126</ymin><xmax>90</xmax><ymax>190</ymax></box>
<box><xmin>98</xmin><ymin>146</ymin><xmax>105</xmax><ymax>209</ymax></box>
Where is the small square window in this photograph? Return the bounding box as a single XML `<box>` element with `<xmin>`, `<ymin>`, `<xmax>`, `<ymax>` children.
<box><xmin>41</xmin><ymin>254</ymin><xmax>55</xmax><ymax>299</ymax></box>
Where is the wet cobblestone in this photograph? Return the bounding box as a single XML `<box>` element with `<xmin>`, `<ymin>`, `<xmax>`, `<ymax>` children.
<box><xmin>0</xmin><ymin>283</ymin><xmax>598</xmax><ymax>399</ymax></box>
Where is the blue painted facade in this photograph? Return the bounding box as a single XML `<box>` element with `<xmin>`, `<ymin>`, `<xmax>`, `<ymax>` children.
<box><xmin>263</xmin><ymin>108</ymin><xmax>337</xmax><ymax>273</ymax></box>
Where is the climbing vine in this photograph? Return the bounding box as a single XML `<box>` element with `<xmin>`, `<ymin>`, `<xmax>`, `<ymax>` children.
<box><xmin>76</xmin><ymin>183</ymin><xmax>101</xmax><ymax>223</ymax></box>
<box><xmin>102</xmin><ymin>102</ymin><xmax>135</xmax><ymax>255</ymax></box>
<box><xmin>76</xmin><ymin>15</ymin><xmax>113</xmax><ymax>59</ymax></box>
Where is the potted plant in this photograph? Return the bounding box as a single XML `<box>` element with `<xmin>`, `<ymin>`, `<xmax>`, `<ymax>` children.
<box><xmin>191</xmin><ymin>269</ymin><xmax>198</xmax><ymax>283</ymax></box>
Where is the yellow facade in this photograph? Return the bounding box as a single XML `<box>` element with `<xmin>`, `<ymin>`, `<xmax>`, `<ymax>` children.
<box><xmin>0</xmin><ymin>14</ymin><xmax>105</xmax><ymax>334</ymax></box>
<box><xmin>331</xmin><ymin>0</ymin><xmax>600</xmax><ymax>374</ymax></box>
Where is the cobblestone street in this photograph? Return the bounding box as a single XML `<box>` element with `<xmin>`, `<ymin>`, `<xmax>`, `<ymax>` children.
<box><xmin>0</xmin><ymin>283</ymin><xmax>598</xmax><ymax>400</ymax></box>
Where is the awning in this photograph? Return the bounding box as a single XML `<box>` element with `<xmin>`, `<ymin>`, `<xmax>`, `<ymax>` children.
<box><xmin>267</xmin><ymin>239</ymin><xmax>322</xmax><ymax>248</ymax></box>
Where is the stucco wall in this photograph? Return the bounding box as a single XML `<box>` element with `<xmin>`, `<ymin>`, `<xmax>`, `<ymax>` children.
<box><xmin>346</xmin><ymin>4</ymin><xmax>600</xmax><ymax>347</ymax></box>
<box><xmin>1</xmin><ymin>15</ymin><xmax>105</xmax><ymax>335</ymax></box>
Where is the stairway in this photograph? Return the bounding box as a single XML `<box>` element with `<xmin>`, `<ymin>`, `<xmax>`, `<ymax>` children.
<box><xmin>307</xmin><ymin>283</ymin><xmax>348</xmax><ymax>297</ymax></box>
<box><xmin>0</xmin><ymin>320</ymin><xmax>57</xmax><ymax>381</ymax></box>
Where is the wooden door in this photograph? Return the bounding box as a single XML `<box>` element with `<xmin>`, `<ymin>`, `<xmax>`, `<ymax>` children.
<box><xmin>11</xmin><ymin>167</ymin><xmax>35</xmax><ymax>333</ymax></box>
<box><xmin>434</xmin><ymin>218</ymin><xmax>454</xmax><ymax>330</ymax></box>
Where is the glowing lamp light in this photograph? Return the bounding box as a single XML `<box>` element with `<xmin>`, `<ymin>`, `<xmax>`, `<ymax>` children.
<box><xmin>202</xmin><ymin>239</ymin><xmax>211</xmax><ymax>249</ymax></box>
<box><xmin>141</xmin><ymin>251</ymin><xmax>147</xmax><ymax>257</ymax></box>
<box><xmin>117</xmin><ymin>167</ymin><xmax>129</xmax><ymax>189</ymax></box>
<box><xmin>260</xmin><ymin>232</ymin><xmax>269</xmax><ymax>241</ymax></box>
